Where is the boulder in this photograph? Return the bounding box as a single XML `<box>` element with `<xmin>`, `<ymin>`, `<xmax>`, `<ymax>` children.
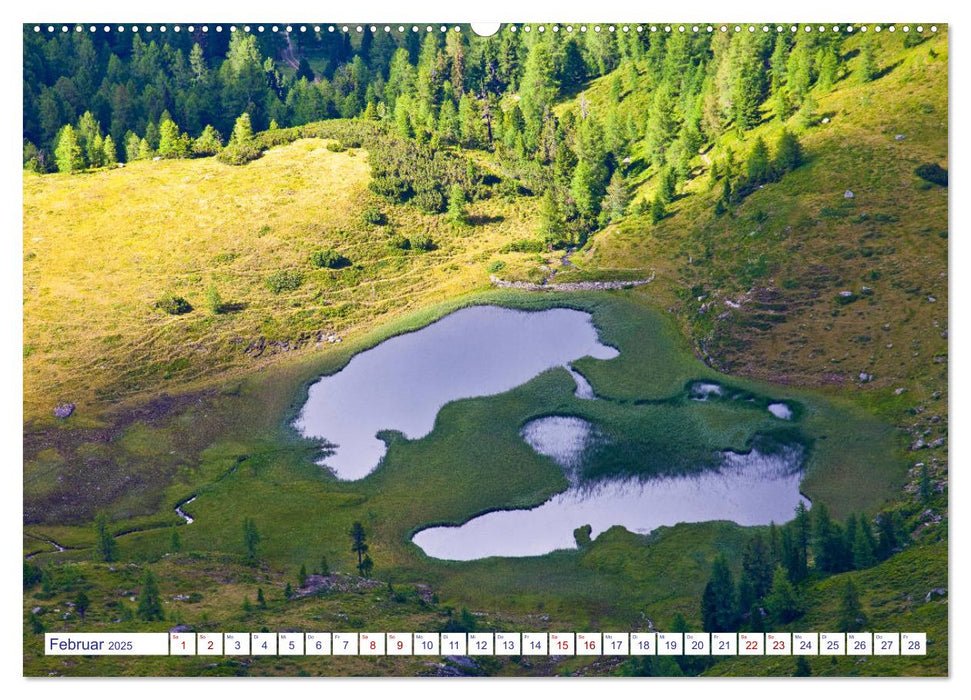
<box><xmin>53</xmin><ymin>403</ymin><xmax>74</xmax><ymax>419</ymax></box>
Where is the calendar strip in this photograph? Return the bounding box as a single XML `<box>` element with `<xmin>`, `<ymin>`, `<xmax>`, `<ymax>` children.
<box><xmin>44</xmin><ymin>632</ymin><xmax>927</xmax><ymax>656</ymax></box>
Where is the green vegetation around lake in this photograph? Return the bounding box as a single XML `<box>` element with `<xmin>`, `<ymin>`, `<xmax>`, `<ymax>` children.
<box><xmin>24</xmin><ymin>22</ymin><xmax>947</xmax><ymax>677</ymax></box>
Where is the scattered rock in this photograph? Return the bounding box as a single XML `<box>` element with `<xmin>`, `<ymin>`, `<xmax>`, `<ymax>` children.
<box><xmin>894</xmin><ymin>387</ymin><xmax>907</xmax><ymax>395</ymax></box>
<box><xmin>859</xmin><ymin>372</ymin><xmax>871</xmax><ymax>382</ymax></box>
<box><xmin>928</xmin><ymin>296</ymin><xmax>937</xmax><ymax>303</ymax></box>
<box><xmin>844</xmin><ymin>190</ymin><xmax>855</xmax><ymax>199</ymax></box>
<box><xmin>152</xmin><ymin>156</ymin><xmax>162</xmax><ymax>161</ymax></box>
<box><xmin>169</xmin><ymin>624</ymin><xmax>193</xmax><ymax>633</ymax></box>
<box><xmin>53</xmin><ymin>403</ymin><xmax>75</xmax><ymax>419</ymax></box>
<box><xmin>883</xmin><ymin>323</ymin><xmax>891</xmax><ymax>331</ymax></box>
<box><xmin>910</xmin><ymin>439</ymin><xmax>926</xmax><ymax>451</ymax></box>
<box><xmin>895</xmin><ymin>134</ymin><xmax>906</xmax><ymax>141</ymax></box>
<box><xmin>839</xmin><ymin>290</ymin><xmax>855</xmax><ymax>298</ymax></box>
<box><xmin>928</xmin><ymin>437</ymin><xmax>946</xmax><ymax>448</ymax></box>
<box><xmin>925</xmin><ymin>587</ymin><xmax>946</xmax><ymax>602</ymax></box>
<box><xmin>886</xmin><ymin>343</ymin><xmax>893</xmax><ymax>349</ymax></box>
<box><xmin>822</xmin><ymin>117</ymin><xmax>830</xmax><ymax>124</ymax></box>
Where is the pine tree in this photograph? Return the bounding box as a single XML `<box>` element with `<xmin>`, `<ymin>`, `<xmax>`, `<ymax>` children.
<box><xmin>74</xmin><ymin>590</ymin><xmax>90</xmax><ymax>622</ymax></box>
<box><xmin>742</xmin><ymin>532</ymin><xmax>774</xmax><ymax>599</ymax></box>
<box><xmin>124</xmin><ymin>131</ymin><xmax>141</xmax><ymax>162</ymax></box>
<box><xmin>797</xmin><ymin>93</ymin><xmax>818</xmax><ymax>129</ymax></box>
<box><xmin>794</xmin><ymin>656</ymin><xmax>811</xmax><ymax>677</ymax></box>
<box><xmin>791</xmin><ymin>502</ymin><xmax>811</xmax><ymax>580</ymax></box>
<box><xmin>206</xmin><ymin>285</ymin><xmax>223</xmax><ymax>314</ymax></box>
<box><xmin>360</xmin><ymin>554</ymin><xmax>374</xmax><ymax>578</ymax></box>
<box><xmin>284</xmin><ymin>582</ymin><xmax>293</xmax><ymax>599</ymax></box>
<box><xmin>137</xmin><ymin>569</ymin><xmax>164</xmax><ymax>621</ymax></box>
<box><xmin>745</xmin><ymin>136</ymin><xmax>772</xmax><ymax>185</ymax></box>
<box><xmin>298</xmin><ymin>563</ymin><xmax>308</xmax><ymax>588</ymax></box>
<box><xmin>242</xmin><ymin>517</ymin><xmax>260</xmax><ymax>565</ymax></box>
<box><xmin>229</xmin><ymin>113</ymin><xmax>254</xmax><ymax>146</ymax></box>
<box><xmin>102</xmin><ymin>135</ymin><xmax>117</xmax><ymax>166</ymax></box>
<box><xmin>858</xmin><ymin>36</ymin><xmax>879</xmax><ymax>83</ymax></box>
<box><xmin>94</xmin><ymin>511</ymin><xmax>118</xmax><ymax>562</ymax></box>
<box><xmin>765</xmin><ymin>565</ymin><xmax>802</xmax><ymax>624</ymax></box>
<box><xmin>138</xmin><ymin>138</ymin><xmax>153</xmax><ymax>160</ymax></box>
<box><xmin>350</xmin><ymin>521</ymin><xmax>368</xmax><ymax>569</ymax></box>
<box><xmin>257</xmin><ymin>587</ymin><xmax>267</xmax><ymax>608</ymax></box>
<box><xmin>537</xmin><ymin>190</ymin><xmax>562</xmax><ymax>245</ymax></box>
<box><xmin>650</xmin><ymin>194</ymin><xmax>667</xmax><ymax>225</ymax></box>
<box><xmin>853</xmin><ymin>515</ymin><xmax>877</xmax><ymax>569</ymax></box>
<box><xmin>55</xmin><ymin>125</ymin><xmax>84</xmax><ymax>173</ymax></box>
<box><xmin>447</xmin><ymin>184</ymin><xmax>469</xmax><ymax>226</ymax></box>
<box><xmin>659</xmin><ymin>166</ymin><xmax>678</xmax><ymax>204</ymax></box>
<box><xmin>773</xmin><ymin>129</ymin><xmax>803</xmax><ymax>175</ymax></box>
<box><xmin>700</xmin><ymin>555</ymin><xmax>738</xmax><ymax>632</ymax></box>
<box><xmin>837</xmin><ymin>578</ymin><xmax>867</xmax><ymax>631</ymax></box>
<box><xmin>603</xmin><ymin>170</ymin><xmax>632</xmax><ymax>221</ymax></box>
<box><xmin>193</xmin><ymin>125</ymin><xmax>223</xmax><ymax>156</ymax></box>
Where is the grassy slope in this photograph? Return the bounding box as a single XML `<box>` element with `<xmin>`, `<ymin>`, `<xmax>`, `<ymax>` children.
<box><xmin>23</xmin><ymin>139</ymin><xmax>539</xmax><ymax>421</ymax></box>
<box><xmin>23</xmin><ymin>31</ymin><xmax>947</xmax><ymax>678</ymax></box>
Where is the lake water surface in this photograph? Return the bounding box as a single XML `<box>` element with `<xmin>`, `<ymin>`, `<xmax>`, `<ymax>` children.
<box><xmin>294</xmin><ymin>306</ymin><xmax>618</xmax><ymax>480</ymax></box>
<box><xmin>412</xmin><ymin>414</ymin><xmax>808</xmax><ymax>560</ymax></box>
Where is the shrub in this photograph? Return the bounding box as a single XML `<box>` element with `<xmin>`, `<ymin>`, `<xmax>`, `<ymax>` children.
<box><xmin>500</xmin><ymin>239</ymin><xmax>545</xmax><ymax>254</ymax></box>
<box><xmin>370</xmin><ymin>176</ymin><xmax>412</xmax><ymax>202</ymax></box>
<box><xmin>155</xmin><ymin>295</ymin><xmax>193</xmax><ymax>315</ymax></box>
<box><xmin>915</xmin><ymin>163</ymin><xmax>948</xmax><ymax>187</ymax></box>
<box><xmin>487</xmin><ymin>260</ymin><xmax>507</xmax><ymax>273</ymax></box>
<box><xmin>388</xmin><ymin>233</ymin><xmax>410</xmax><ymax>250</ymax></box>
<box><xmin>362</xmin><ymin>205</ymin><xmax>387</xmax><ymax>226</ymax></box>
<box><xmin>413</xmin><ymin>187</ymin><xmax>447</xmax><ymax>214</ymax></box>
<box><xmin>325</xmin><ymin>141</ymin><xmax>346</xmax><ymax>152</ymax></box>
<box><xmin>217</xmin><ymin>141</ymin><xmax>263</xmax><ymax>166</ymax></box>
<box><xmin>265</xmin><ymin>270</ymin><xmax>304</xmax><ymax>293</ymax></box>
<box><xmin>411</xmin><ymin>234</ymin><xmax>435</xmax><ymax>251</ymax></box>
<box><xmin>309</xmin><ymin>249</ymin><xmax>349</xmax><ymax>269</ymax></box>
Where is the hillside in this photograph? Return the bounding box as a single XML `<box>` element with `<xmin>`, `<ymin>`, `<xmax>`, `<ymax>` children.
<box><xmin>23</xmin><ymin>24</ymin><xmax>948</xmax><ymax>679</ymax></box>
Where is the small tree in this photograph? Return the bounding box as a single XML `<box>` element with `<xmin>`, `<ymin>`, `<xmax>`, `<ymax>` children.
<box><xmin>229</xmin><ymin>113</ymin><xmax>254</xmax><ymax>146</ymax></box>
<box><xmin>745</xmin><ymin>136</ymin><xmax>772</xmax><ymax>185</ymax></box>
<box><xmin>650</xmin><ymin>193</ymin><xmax>666</xmax><ymax>224</ymax></box>
<box><xmin>350</xmin><ymin>521</ymin><xmax>368</xmax><ymax>569</ymax></box>
<box><xmin>837</xmin><ymin>578</ymin><xmax>867</xmax><ymax>632</ymax></box>
<box><xmin>765</xmin><ymin>565</ymin><xmax>802</xmax><ymax>624</ymax></box>
<box><xmin>242</xmin><ymin>517</ymin><xmax>260</xmax><ymax>565</ymax></box>
<box><xmin>447</xmin><ymin>184</ymin><xmax>468</xmax><ymax>226</ymax></box>
<box><xmin>192</xmin><ymin>125</ymin><xmax>223</xmax><ymax>156</ymax></box>
<box><xmin>74</xmin><ymin>590</ymin><xmax>90</xmax><ymax>622</ymax></box>
<box><xmin>319</xmin><ymin>557</ymin><xmax>330</xmax><ymax>576</ymax></box>
<box><xmin>794</xmin><ymin>656</ymin><xmax>811</xmax><ymax>676</ymax></box>
<box><xmin>171</xmin><ymin>529</ymin><xmax>182</xmax><ymax>553</ymax></box>
<box><xmin>603</xmin><ymin>170</ymin><xmax>632</xmax><ymax>221</ymax></box>
<box><xmin>284</xmin><ymin>582</ymin><xmax>293</xmax><ymax>599</ymax></box>
<box><xmin>773</xmin><ymin>129</ymin><xmax>803</xmax><ymax>176</ymax></box>
<box><xmin>206</xmin><ymin>285</ymin><xmax>223</xmax><ymax>314</ymax></box>
<box><xmin>858</xmin><ymin>36</ymin><xmax>879</xmax><ymax>83</ymax></box>
<box><xmin>257</xmin><ymin>587</ymin><xmax>267</xmax><ymax>608</ymax></box>
<box><xmin>102</xmin><ymin>135</ymin><xmax>118</xmax><ymax>167</ymax></box>
<box><xmin>138</xmin><ymin>138</ymin><xmax>153</xmax><ymax>160</ymax></box>
<box><xmin>137</xmin><ymin>569</ymin><xmax>164</xmax><ymax>621</ymax></box>
<box><xmin>360</xmin><ymin>554</ymin><xmax>374</xmax><ymax>578</ymax></box>
<box><xmin>55</xmin><ymin>125</ymin><xmax>85</xmax><ymax>173</ymax></box>
<box><xmin>298</xmin><ymin>563</ymin><xmax>308</xmax><ymax>588</ymax></box>
<box><xmin>94</xmin><ymin>512</ymin><xmax>118</xmax><ymax>563</ymax></box>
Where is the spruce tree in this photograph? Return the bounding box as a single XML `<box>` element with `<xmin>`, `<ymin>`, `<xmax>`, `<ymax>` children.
<box><xmin>242</xmin><ymin>517</ymin><xmax>260</xmax><ymax>565</ymax></box>
<box><xmin>447</xmin><ymin>185</ymin><xmax>469</xmax><ymax>226</ymax></box>
<box><xmin>858</xmin><ymin>36</ymin><xmax>879</xmax><ymax>83</ymax></box>
<box><xmin>765</xmin><ymin>565</ymin><xmax>802</xmax><ymax>624</ymax></box>
<box><xmin>773</xmin><ymin>129</ymin><xmax>803</xmax><ymax>175</ymax></box>
<box><xmin>603</xmin><ymin>170</ymin><xmax>632</xmax><ymax>221</ymax></box>
<box><xmin>837</xmin><ymin>578</ymin><xmax>867</xmax><ymax>631</ymax></box>
<box><xmin>650</xmin><ymin>194</ymin><xmax>666</xmax><ymax>225</ymax></box>
<box><xmin>137</xmin><ymin>569</ymin><xmax>164</xmax><ymax>621</ymax></box>
<box><xmin>745</xmin><ymin>136</ymin><xmax>772</xmax><ymax>185</ymax></box>
<box><xmin>350</xmin><ymin>521</ymin><xmax>368</xmax><ymax>569</ymax></box>
<box><xmin>700</xmin><ymin>555</ymin><xmax>738</xmax><ymax>632</ymax></box>
<box><xmin>853</xmin><ymin>515</ymin><xmax>878</xmax><ymax>569</ymax></box>
<box><xmin>94</xmin><ymin>511</ymin><xmax>118</xmax><ymax>562</ymax></box>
